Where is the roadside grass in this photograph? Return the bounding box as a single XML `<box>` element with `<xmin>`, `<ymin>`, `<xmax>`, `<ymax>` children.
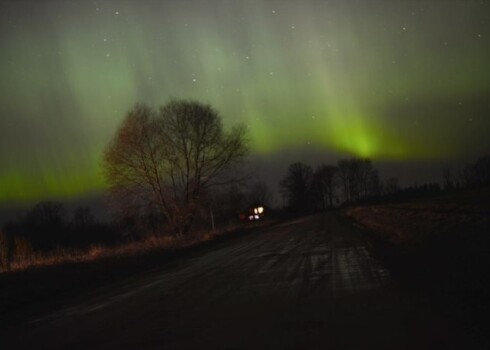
<box><xmin>0</xmin><ymin>220</ymin><xmax>273</xmax><ymax>329</ymax></box>
<box><xmin>0</xmin><ymin>223</ymin><xmax>248</xmax><ymax>274</ymax></box>
<box><xmin>345</xmin><ymin>187</ymin><xmax>490</xmax><ymax>347</ymax></box>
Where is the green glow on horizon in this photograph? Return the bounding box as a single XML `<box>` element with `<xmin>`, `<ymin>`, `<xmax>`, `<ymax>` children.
<box><xmin>0</xmin><ymin>168</ymin><xmax>105</xmax><ymax>202</ymax></box>
<box><xmin>0</xmin><ymin>1</ymin><xmax>489</xmax><ymax>202</ymax></box>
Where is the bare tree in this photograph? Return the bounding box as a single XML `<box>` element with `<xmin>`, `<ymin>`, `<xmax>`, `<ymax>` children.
<box><xmin>442</xmin><ymin>167</ymin><xmax>454</xmax><ymax>190</ymax></box>
<box><xmin>280</xmin><ymin>162</ymin><xmax>313</xmax><ymax>212</ymax></box>
<box><xmin>368</xmin><ymin>169</ymin><xmax>383</xmax><ymax>197</ymax></box>
<box><xmin>337</xmin><ymin>159</ymin><xmax>351</xmax><ymax>202</ymax></box>
<box><xmin>385</xmin><ymin>177</ymin><xmax>400</xmax><ymax>195</ymax></box>
<box><xmin>21</xmin><ymin>201</ymin><xmax>66</xmax><ymax>250</ymax></box>
<box><xmin>26</xmin><ymin>201</ymin><xmax>66</xmax><ymax>230</ymax></box>
<box><xmin>358</xmin><ymin>158</ymin><xmax>374</xmax><ymax>199</ymax></box>
<box><xmin>207</xmin><ymin>183</ymin><xmax>248</xmax><ymax>223</ymax></box>
<box><xmin>248</xmin><ymin>181</ymin><xmax>274</xmax><ymax>207</ymax></box>
<box><xmin>71</xmin><ymin>206</ymin><xmax>95</xmax><ymax>229</ymax></box>
<box><xmin>103</xmin><ymin>100</ymin><xmax>248</xmax><ymax>235</ymax></box>
<box><xmin>337</xmin><ymin>158</ymin><xmax>374</xmax><ymax>202</ymax></box>
<box><xmin>311</xmin><ymin>164</ymin><xmax>338</xmax><ymax>210</ymax></box>
<box><xmin>463</xmin><ymin>155</ymin><xmax>490</xmax><ymax>187</ymax></box>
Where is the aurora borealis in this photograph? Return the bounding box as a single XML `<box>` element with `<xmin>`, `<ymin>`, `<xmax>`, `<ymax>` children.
<box><xmin>1</xmin><ymin>0</ymin><xmax>489</xmax><ymax>202</ymax></box>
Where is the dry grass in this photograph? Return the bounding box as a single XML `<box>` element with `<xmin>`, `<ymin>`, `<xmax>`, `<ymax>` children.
<box><xmin>0</xmin><ymin>222</ymin><xmax>253</xmax><ymax>274</ymax></box>
<box><xmin>0</xmin><ymin>235</ymin><xmax>179</xmax><ymax>273</ymax></box>
<box><xmin>0</xmin><ymin>231</ymin><xmax>10</xmax><ymax>271</ymax></box>
<box><xmin>345</xmin><ymin>189</ymin><xmax>490</xmax><ymax>247</ymax></box>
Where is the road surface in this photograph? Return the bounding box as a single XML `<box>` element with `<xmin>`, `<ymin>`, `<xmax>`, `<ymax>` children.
<box><xmin>3</xmin><ymin>213</ymin><xmax>482</xmax><ymax>349</ymax></box>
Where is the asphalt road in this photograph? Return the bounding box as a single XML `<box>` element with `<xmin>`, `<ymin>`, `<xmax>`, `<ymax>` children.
<box><xmin>3</xmin><ymin>213</ymin><xmax>482</xmax><ymax>349</ymax></box>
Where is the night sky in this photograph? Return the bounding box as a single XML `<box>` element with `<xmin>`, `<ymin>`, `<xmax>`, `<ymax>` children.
<box><xmin>1</xmin><ymin>0</ymin><xmax>489</xmax><ymax>203</ymax></box>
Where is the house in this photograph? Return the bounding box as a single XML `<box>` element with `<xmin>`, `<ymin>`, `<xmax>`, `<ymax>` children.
<box><xmin>239</xmin><ymin>203</ymin><xmax>266</xmax><ymax>221</ymax></box>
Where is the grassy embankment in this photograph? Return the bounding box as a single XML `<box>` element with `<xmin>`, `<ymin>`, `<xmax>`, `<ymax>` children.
<box><xmin>346</xmin><ymin>188</ymin><xmax>490</xmax><ymax>346</ymax></box>
<box><xmin>0</xmin><ymin>228</ymin><xmax>222</xmax><ymax>273</ymax></box>
<box><xmin>0</xmin><ymin>220</ymin><xmax>272</xmax><ymax>328</ymax></box>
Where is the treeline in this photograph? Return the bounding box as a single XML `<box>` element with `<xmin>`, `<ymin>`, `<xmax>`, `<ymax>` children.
<box><xmin>387</xmin><ymin>154</ymin><xmax>490</xmax><ymax>202</ymax></box>
<box><xmin>279</xmin><ymin>154</ymin><xmax>490</xmax><ymax>213</ymax></box>
<box><xmin>2</xmin><ymin>202</ymin><xmax>117</xmax><ymax>252</ymax></box>
<box><xmin>443</xmin><ymin>155</ymin><xmax>490</xmax><ymax>190</ymax></box>
<box><xmin>0</xmin><ymin>202</ymin><xmax>120</xmax><ymax>272</ymax></box>
<box><xmin>279</xmin><ymin>157</ymin><xmax>382</xmax><ymax>213</ymax></box>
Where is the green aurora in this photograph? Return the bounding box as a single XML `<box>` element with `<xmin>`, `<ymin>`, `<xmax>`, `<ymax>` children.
<box><xmin>0</xmin><ymin>0</ymin><xmax>489</xmax><ymax>202</ymax></box>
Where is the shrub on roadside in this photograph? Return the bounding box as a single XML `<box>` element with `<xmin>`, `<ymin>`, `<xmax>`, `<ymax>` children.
<box><xmin>13</xmin><ymin>236</ymin><xmax>33</xmax><ymax>268</ymax></box>
<box><xmin>0</xmin><ymin>231</ymin><xmax>12</xmax><ymax>272</ymax></box>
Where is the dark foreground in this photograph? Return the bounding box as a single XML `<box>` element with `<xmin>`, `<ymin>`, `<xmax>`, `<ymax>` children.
<box><xmin>2</xmin><ymin>213</ymin><xmax>482</xmax><ymax>349</ymax></box>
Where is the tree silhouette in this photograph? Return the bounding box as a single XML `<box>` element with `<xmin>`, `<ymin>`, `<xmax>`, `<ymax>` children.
<box><xmin>23</xmin><ymin>201</ymin><xmax>66</xmax><ymax>250</ymax></box>
<box><xmin>368</xmin><ymin>169</ymin><xmax>383</xmax><ymax>197</ymax></box>
<box><xmin>280</xmin><ymin>162</ymin><xmax>313</xmax><ymax>212</ymax></box>
<box><xmin>384</xmin><ymin>177</ymin><xmax>400</xmax><ymax>195</ymax></box>
<box><xmin>71</xmin><ymin>206</ymin><xmax>95</xmax><ymax>229</ymax></box>
<box><xmin>103</xmin><ymin>100</ymin><xmax>248</xmax><ymax>235</ymax></box>
<box><xmin>248</xmin><ymin>181</ymin><xmax>274</xmax><ymax>207</ymax></box>
<box><xmin>311</xmin><ymin>164</ymin><xmax>338</xmax><ymax>210</ymax></box>
<box><xmin>337</xmin><ymin>158</ymin><xmax>375</xmax><ymax>202</ymax></box>
<box><xmin>463</xmin><ymin>155</ymin><xmax>490</xmax><ymax>187</ymax></box>
<box><xmin>25</xmin><ymin>201</ymin><xmax>66</xmax><ymax>230</ymax></box>
<box><xmin>442</xmin><ymin>167</ymin><xmax>454</xmax><ymax>190</ymax></box>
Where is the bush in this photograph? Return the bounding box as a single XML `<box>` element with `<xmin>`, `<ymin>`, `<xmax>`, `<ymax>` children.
<box><xmin>13</xmin><ymin>236</ymin><xmax>33</xmax><ymax>268</ymax></box>
<box><xmin>0</xmin><ymin>231</ymin><xmax>12</xmax><ymax>272</ymax></box>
